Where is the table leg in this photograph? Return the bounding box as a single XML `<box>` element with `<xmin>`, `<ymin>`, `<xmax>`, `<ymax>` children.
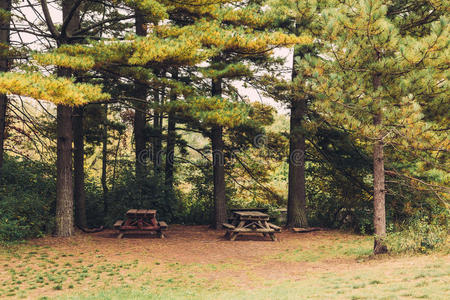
<box><xmin>117</xmin><ymin>232</ymin><xmax>124</xmax><ymax>239</ymax></box>
<box><xmin>230</xmin><ymin>232</ymin><xmax>238</xmax><ymax>241</ymax></box>
<box><xmin>269</xmin><ymin>233</ymin><xmax>276</xmax><ymax>241</ymax></box>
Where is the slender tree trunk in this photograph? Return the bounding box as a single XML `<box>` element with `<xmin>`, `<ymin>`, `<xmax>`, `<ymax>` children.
<box><xmin>372</xmin><ymin>73</ymin><xmax>387</xmax><ymax>254</ymax></box>
<box><xmin>73</xmin><ymin>106</ymin><xmax>87</xmax><ymax>228</ymax></box>
<box><xmin>134</xmin><ymin>11</ymin><xmax>147</xmax><ymax>179</ymax></box>
<box><xmin>0</xmin><ymin>0</ymin><xmax>12</xmax><ymax>171</ymax></box>
<box><xmin>287</xmin><ymin>100</ymin><xmax>308</xmax><ymax>228</ymax></box>
<box><xmin>287</xmin><ymin>42</ymin><xmax>308</xmax><ymax>228</ymax></box>
<box><xmin>211</xmin><ymin>78</ymin><xmax>226</xmax><ymax>229</ymax></box>
<box><xmin>55</xmin><ymin>0</ymin><xmax>80</xmax><ymax>236</ymax></box>
<box><xmin>165</xmin><ymin>70</ymin><xmax>178</xmax><ymax>189</ymax></box>
<box><xmin>153</xmin><ymin>87</ymin><xmax>162</xmax><ymax>173</ymax></box>
<box><xmin>101</xmin><ymin>104</ymin><xmax>108</xmax><ymax>216</ymax></box>
<box><xmin>56</xmin><ymin>104</ymin><xmax>74</xmax><ymax>236</ymax></box>
<box><xmin>373</xmin><ymin>126</ymin><xmax>387</xmax><ymax>254</ymax></box>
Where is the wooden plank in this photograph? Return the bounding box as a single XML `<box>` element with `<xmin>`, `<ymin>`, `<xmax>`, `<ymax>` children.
<box><xmin>222</xmin><ymin>223</ymin><xmax>235</xmax><ymax>229</ymax></box>
<box><xmin>230</xmin><ymin>208</ymin><xmax>268</xmax><ymax>213</ymax></box>
<box><xmin>292</xmin><ymin>227</ymin><xmax>324</xmax><ymax>233</ymax></box>
<box><xmin>232</xmin><ymin>228</ymin><xmax>275</xmax><ymax>233</ymax></box>
<box><xmin>233</xmin><ymin>211</ymin><xmax>268</xmax><ymax>217</ymax></box>
<box><xmin>113</xmin><ymin>220</ymin><xmax>123</xmax><ymax>229</ymax></box>
<box><xmin>120</xmin><ymin>225</ymin><xmax>159</xmax><ymax>231</ymax></box>
<box><xmin>269</xmin><ymin>233</ymin><xmax>277</xmax><ymax>241</ymax></box>
<box><xmin>159</xmin><ymin>221</ymin><xmax>168</xmax><ymax>230</ymax></box>
<box><xmin>126</xmin><ymin>209</ymin><xmax>138</xmax><ymax>215</ymax></box>
<box><xmin>267</xmin><ymin>223</ymin><xmax>281</xmax><ymax>231</ymax></box>
<box><xmin>237</xmin><ymin>216</ymin><xmax>269</xmax><ymax>221</ymax></box>
<box><xmin>126</xmin><ymin>209</ymin><xmax>157</xmax><ymax>217</ymax></box>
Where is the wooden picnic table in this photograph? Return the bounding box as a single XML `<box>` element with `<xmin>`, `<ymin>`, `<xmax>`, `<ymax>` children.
<box><xmin>114</xmin><ymin>209</ymin><xmax>167</xmax><ymax>239</ymax></box>
<box><xmin>222</xmin><ymin>210</ymin><xmax>281</xmax><ymax>241</ymax></box>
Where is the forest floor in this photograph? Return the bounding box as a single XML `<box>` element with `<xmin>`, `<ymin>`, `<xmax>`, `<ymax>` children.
<box><xmin>0</xmin><ymin>225</ymin><xmax>449</xmax><ymax>299</ymax></box>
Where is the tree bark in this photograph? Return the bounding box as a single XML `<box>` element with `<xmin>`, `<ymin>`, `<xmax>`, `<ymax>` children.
<box><xmin>373</xmin><ymin>126</ymin><xmax>387</xmax><ymax>254</ymax></box>
<box><xmin>372</xmin><ymin>74</ymin><xmax>387</xmax><ymax>254</ymax></box>
<box><xmin>54</xmin><ymin>0</ymin><xmax>80</xmax><ymax>237</ymax></box>
<box><xmin>287</xmin><ymin>43</ymin><xmax>308</xmax><ymax>228</ymax></box>
<box><xmin>101</xmin><ymin>104</ymin><xmax>108</xmax><ymax>216</ymax></box>
<box><xmin>73</xmin><ymin>106</ymin><xmax>87</xmax><ymax>228</ymax></box>
<box><xmin>0</xmin><ymin>0</ymin><xmax>12</xmax><ymax>170</ymax></box>
<box><xmin>165</xmin><ymin>70</ymin><xmax>178</xmax><ymax>189</ymax></box>
<box><xmin>56</xmin><ymin>104</ymin><xmax>74</xmax><ymax>237</ymax></box>
<box><xmin>153</xmin><ymin>87</ymin><xmax>162</xmax><ymax>173</ymax></box>
<box><xmin>211</xmin><ymin>78</ymin><xmax>226</xmax><ymax>229</ymax></box>
<box><xmin>287</xmin><ymin>99</ymin><xmax>308</xmax><ymax>228</ymax></box>
<box><xmin>134</xmin><ymin>11</ymin><xmax>147</xmax><ymax>179</ymax></box>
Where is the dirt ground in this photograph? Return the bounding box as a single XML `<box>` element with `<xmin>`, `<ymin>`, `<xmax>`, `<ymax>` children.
<box><xmin>28</xmin><ymin>226</ymin><xmax>357</xmax><ymax>263</ymax></box>
<box><xmin>0</xmin><ymin>226</ymin><xmax>448</xmax><ymax>299</ymax></box>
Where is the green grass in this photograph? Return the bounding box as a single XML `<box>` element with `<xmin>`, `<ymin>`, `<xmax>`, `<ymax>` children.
<box><xmin>1</xmin><ymin>231</ymin><xmax>448</xmax><ymax>299</ymax></box>
<box><xmin>267</xmin><ymin>236</ymin><xmax>373</xmax><ymax>262</ymax></box>
<box><xmin>60</xmin><ymin>257</ymin><xmax>450</xmax><ymax>300</ymax></box>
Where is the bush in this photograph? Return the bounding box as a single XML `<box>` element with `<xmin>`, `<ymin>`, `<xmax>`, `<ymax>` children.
<box><xmin>386</xmin><ymin>217</ymin><xmax>448</xmax><ymax>254</ymax></box>
<box><xmin>105</xmin><ymin>166</ymin><xmax>181</xmax><ymax>226</ymax></box>
<box><xmin>0</xmin><ymin>157</ymin><xmax>56</xmax><ymax>242</ymax></box>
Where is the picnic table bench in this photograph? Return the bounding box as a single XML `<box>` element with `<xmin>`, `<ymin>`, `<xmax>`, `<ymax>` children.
<box><xmin>114</xmin><ymin>209</ymin><xmax>167</xmax><ymax>239</ymax></box>
<box><xmin>223</xmin><ymin>210</ymin><xmax>281</xmax><ymax>241</ymax></box>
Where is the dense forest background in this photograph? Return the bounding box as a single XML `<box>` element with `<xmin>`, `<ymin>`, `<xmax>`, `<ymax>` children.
<box><xmin>0</xmin><ymin>0</ymin><xmax>447</xmax><ymax>254</ymax></box>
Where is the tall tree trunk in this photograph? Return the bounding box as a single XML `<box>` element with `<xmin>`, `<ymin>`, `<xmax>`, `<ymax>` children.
<box><xmin>287</xmin><ymin>99</ymin><xmax>308</xmax><ymax>228</ymax></box>
<box><xmin>55</xmin><ymin>0</ymin><xmax>80</xmax><ymax>237</ymax></box>
<box><xmin>287</xmin><ymin>42</ymin><xmax>308</xmax><ymax>228</ymax></box>
<box><xmin>373</xmin><ymin>73</ymin><xmax>387</xmax><ymax>254</ymax></box>
<box><xmin>56</xmin><ymin>104</ymin><xmax>74</xmax><ymax>236</ymax></box>
<box><xmin>211</xmin><ymin>78</ymin><xmax>226</xmax><ymax>229</ymax></box>
<box><xmin>134</xmin><ymin>11</ymin><xmax>147</xmax><ymax>179</ymax></box>
<box><xmin>101</xmin><ymin>104</ymin><xmax>108</xmax><ymax>216</ymax></box>
<box><xmin>73</xmin><ymin>106</ymin><xmax>87</xmax><ymax>228</ymax></box>
<box><xmin>165</xmin><ymin>70</ymin><xmax>178</xmax><ymax>189</ymax></box>
<box><xmin>0</xmin><ymin>0</ymin><xmax>12</xmax><ymax>171</ymax></box>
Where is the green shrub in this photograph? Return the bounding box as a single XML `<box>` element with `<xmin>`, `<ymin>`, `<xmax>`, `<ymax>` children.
<box><xmin>0</xmin><ymin>157</ymin><xmax>56</xmax><ymax>242</ymax></box>
<box><xmin>104</xmin><ymin>166</ymin><xmax>181</xmax><ymax>226</ymax></box>
<box><xmin>386</xmin><ymin>217</ymin><xmax>448</xmax><ymax>254</ymax></box>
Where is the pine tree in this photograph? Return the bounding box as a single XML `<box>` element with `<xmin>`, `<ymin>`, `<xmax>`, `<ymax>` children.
<box><xmin>261</xmin><ymin>0</ymin><xmax>326</xmax><ymax>227</ymax></box>
<box><xmin>0</xmin><ymin>0</ymin><xmax>111</xmax><ymax>236</ymax></box>
<box><xmin>163</xmin><ymin>1</ymin><xmax>311</xmax><ymax>228</ymax></box>
<box><xmin>306</xmin><ymin>0</ymin><xmax>448</xmax><ymax>253</ymax></box>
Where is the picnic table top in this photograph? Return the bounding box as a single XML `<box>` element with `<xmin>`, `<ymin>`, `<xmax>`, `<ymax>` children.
<box><xmin>230</xmin><ymin>208</ymin><xmax>268</xmax><ymax>212</ymax></box>
<box><xmin>233</xmin><ymin>211</ymin><xmax>269</xmax><ymax>218</ymax></box>
<box><xmin>126</xmin><ymin>209</ymin><xmax>156</xmax><ymax>216</ymax></box>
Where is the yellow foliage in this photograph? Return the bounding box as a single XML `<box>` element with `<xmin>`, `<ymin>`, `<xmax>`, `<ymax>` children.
<box><xmin>0</xmin><ymin>72</ymin><xmax>110</xmax><ymax>106</ymax></box>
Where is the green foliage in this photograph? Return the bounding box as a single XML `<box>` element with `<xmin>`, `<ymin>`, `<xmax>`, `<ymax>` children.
<box><xmin>181</xmin><ymin>163</ymin><xmax>214</xmax><ymax>225</ymax></box>
<box><xmin>386</xmin><ymin>217</ymin><xmax>448</xmax><ymax>254</ymax></box>
<box><xmin>0</xmin><ymin>158</ymin><xmax>56</xmax><ymax>242</ymax></box>
<box><xmin>104</xmin><ymin>166</ymin><xmax>181</xmax><ymax>226</ymax></box>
